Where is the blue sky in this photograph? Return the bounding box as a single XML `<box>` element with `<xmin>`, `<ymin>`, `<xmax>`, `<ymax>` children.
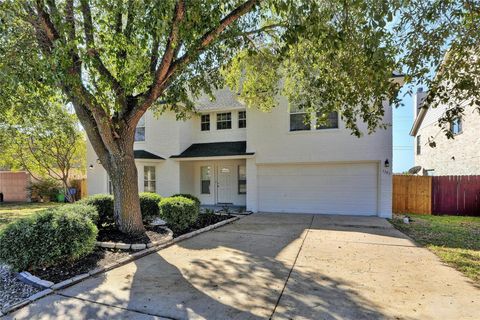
<box><xmin>392</xmin><ymin>86</ymin><xmax>416</xmax><ymax>173</ymax></box>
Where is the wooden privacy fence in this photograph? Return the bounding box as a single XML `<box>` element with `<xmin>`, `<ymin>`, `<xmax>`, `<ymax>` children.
<box><xmin>432</xmin><ymin>176</ymin><xmax>480</xmax><ymax>216</ymax></box>
<box><xmin>393</xmin><ymin>175</ymin><xmax>432</xmax><ymax>214</ymax></box>
<box><xmin>393</xmin><ymin>175</ymin><xmax>480</xmax><ymax>216</ymax></box>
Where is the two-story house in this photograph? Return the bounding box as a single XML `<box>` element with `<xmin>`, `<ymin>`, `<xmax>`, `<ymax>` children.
<box><xmin>410</xmin><ymin>87</ymin><xmax>480</xmax><ymax>175</ymax></box>
<box><xmin>87</xmin><ymin>88</ymin><xmax>394</xmax><ymax>217</ymax></box>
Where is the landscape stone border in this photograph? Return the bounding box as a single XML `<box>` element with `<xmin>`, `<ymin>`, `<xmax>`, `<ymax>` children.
<box><xmin>95</xmin><ymin>227</ymin><xmax>174</xmax><ymax>251</ymax></box>
<box><xmin>5</xmin><ymin>216</ymin><xmax>239</xmax><ymax>316</ymax></box>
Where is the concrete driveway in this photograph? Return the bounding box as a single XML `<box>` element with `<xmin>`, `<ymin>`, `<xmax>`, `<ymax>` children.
<box><xmin>6</xmin><ymin>213</ymin><xmax>479</xmax><ymax>319</ymax></box>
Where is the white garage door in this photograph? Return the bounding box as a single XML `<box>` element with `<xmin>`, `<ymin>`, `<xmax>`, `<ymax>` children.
<box><xmin>257</xmin><ymin>163</ymin><xmax>378</xmax><ymax>215</ymax></box>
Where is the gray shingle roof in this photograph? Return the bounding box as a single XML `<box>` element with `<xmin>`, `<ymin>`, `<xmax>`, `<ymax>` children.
<box><xmin>195</xmin><ymin>88</ymin><xmax>246</xmax><ymax>111</ymax></box>
<box><xmin>134</xmin><ymin>150</ymin><xmax>164</xmax><ymax>160</ymax></box>
<box><xmin>171</xmin><ymin>141</ymin><xmax>254</xmax><ymax>158</ymax></box>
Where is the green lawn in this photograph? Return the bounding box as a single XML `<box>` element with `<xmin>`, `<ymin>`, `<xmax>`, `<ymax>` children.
<box><xmin>0</xmin><ymin>202</ymin><xmax>63</xmax><ymax>230</ymax></box>
<box><xmin>390</xmin><ymin>214</ymin><xmax>480</xmax><ymax>284</ymax></box>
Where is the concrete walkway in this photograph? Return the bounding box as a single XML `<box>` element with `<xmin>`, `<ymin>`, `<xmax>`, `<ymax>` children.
<box><xmin>6</xmin><ymin>213</ymin><xmax>479</xmax><ymax>319</ymax></box>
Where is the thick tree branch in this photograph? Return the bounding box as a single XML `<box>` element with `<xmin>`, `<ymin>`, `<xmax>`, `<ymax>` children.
<box><xmin>150</xmin><ymin>0</ymin><xmax>186</xmax><ymax>100</ymax></box>
<box><xmin>131</xmin><ymin>0</ymin><xmax>261</xmax><ymax>123</ymax></box>
<box><xmin>80</xmin><ymin>0</ymin><xmax>127</xmax><ymax>110</ymax></box>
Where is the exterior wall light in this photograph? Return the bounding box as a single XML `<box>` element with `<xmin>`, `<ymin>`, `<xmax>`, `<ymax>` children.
<box><xmin>384</xmin><ymin>159</ymin><xmax>390</xmax><ymax>168</ymax></box>
<box><xmin>89</xmin><ymin>164</ymin><xmax>94</xmax><ymax>170</ymax></box>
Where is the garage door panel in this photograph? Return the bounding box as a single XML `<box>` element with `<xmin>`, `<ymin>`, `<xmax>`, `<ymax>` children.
<box><xmin>257</xmin><ymin>163</ymin><xmax>378</xmax><ymax>215</ymax></box>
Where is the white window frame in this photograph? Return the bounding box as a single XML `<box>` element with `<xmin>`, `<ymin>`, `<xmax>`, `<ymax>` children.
<box><xmin>450</xmin><ymin>117</ymin><xmax>462</xmax><ymax>135</ymax></box>
<box><xmin>144</xmin><ymin>166</ymin><xmax>156</xmax><ymax>193</ymax></box>
<box><xmin>238</xmin><ymin>111</ymin><xmax>247</xmax><ymax>128</ymax></box>
<box><xmin>201</xmin><ymin>114</ymin><xmax>210</xmax><ymax>131</ymax></box>
<box><xmin>289</xmin><ymin>106</ymin><xmax>339</xmax><ymax>132</ymax></box>
<box><xmin>216</xmin><ymin>112</ymin><xmax>232</xmax><ymax>130</ymax></box>
<box><xmin>135</xmin><ymin>115</ymin><xmax>146</xmax><ymax>142</ymax></box>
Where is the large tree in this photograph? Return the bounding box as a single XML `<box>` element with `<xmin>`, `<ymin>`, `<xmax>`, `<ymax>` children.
<box><xmin>0</xmin><ymin>0</ymin><xmax>403</xmax><ymax>235</ymax></box>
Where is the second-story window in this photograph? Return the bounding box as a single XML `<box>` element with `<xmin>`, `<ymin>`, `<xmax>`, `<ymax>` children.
<box><xmin>289</xmin><ymin>105</ymin><xmax>310</xmax><ymax>131</ymax></box>
<box><xmin>316</xmin><ymin>111</ymin><xmax>339</xmax><ymax>130</ymax></box>
<box><xmin>201</xmin><ymin>114</ymin><xmax>210</xmax><ymax>131</ymax></box>
<box><xmin>450</xmin><ymin>117</ymin><xmax>462</xmax><ymax>135</ymax></box>
<box><xmin>238</xmin><ymin>111</ymin><xmax>246</xmax><ymax>128</ymax></box>
<box><xmin>135</xmin><ymin>115</ymin><xmax>146</xmax><ymax>142</ymax></box>
<box><xmin>217</xmin><ymin>112</ymin><xmax>232</xmax><ymax>130</ymax></box>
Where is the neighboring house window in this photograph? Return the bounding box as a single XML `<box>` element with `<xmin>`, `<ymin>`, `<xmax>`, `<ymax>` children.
<box><xmin>201</xmin><ymin>166</ymin><xmax>211</xmax><ymax>194</ymax></box>
<box><xmin>316</xmin><ymin>111</ymin><xmax>339</xmax><ymax>129</ymax></box>
<box><xmin>238</xmin><ymin>111</ymin><xmax>247</xmax><ymax>128</ymax></box>
<box><xmin>416</xmin><ymin>135</ymin><xmax>421</xmax><ymax>155</ymax></box>
<box><xmin>289</xmin><ymin>105</ymin><xmax>310</xmax><ymax>131</ymax></box>
<box><xmin>201</xmin><ymin>114</ymin><xmax>210</xmax><ymax>131</ymax></box>
<box><xmin>144</xmin><ymin>166</ymin><xmax>156</xmax><ymax>193</ymax></box>
<box><xmin>217</xmin><ymin>112</ymin><xmax>232</xmax><ymax>130</ymax></box>
<box><xmin>135</xmin><ymin>115</ymin><xmax>146</xmax><ymax>141</ymax></box>
<box><xmin>238</xmin><ymin>165</ymin><xmax>246</xmax><ymax>194</ymax></box>
<box><xmin>450</xmin><ymin>117</ymin><xmax>462</xmax><ymax>135</ymax></box>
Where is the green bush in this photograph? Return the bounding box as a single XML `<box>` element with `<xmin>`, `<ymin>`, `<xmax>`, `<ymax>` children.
<box><xmin>78</xmin><ymin>194</ymin><xmax>114</xmax><ymax>226</ymax></box>
<box><xmin>0</xmin><ymin>207</ymin><xmax>98</xmax><ymax>271</ymax></box>
<box><xmin>171</xmin><ymin>193</ymin><xmax>201</xmax><ymax>207</ymax></box>
<box><xmin>159</xmin><ymin>196</ymin><xmax>199</xmax><ymax>231</ymax></box>
<box><xmin>56</xmin><ymin>203</ymin><xmax>99</xmax><ymax>225</ymax></box>
<box><xmin>139</xmin><ymin>192</ymin><xmax>162</xmax><ymax>223</ymax></box>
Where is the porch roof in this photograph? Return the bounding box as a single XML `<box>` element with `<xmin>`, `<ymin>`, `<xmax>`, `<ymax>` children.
<box><xmin>170</xmin><ymin>141</ymin><xmax>254</xmax><ymax>159</ymax></box>
<box><xmin>134</xmin><ymin>150</ymin><xmax>164</xmax><ymax>160</ymax></box>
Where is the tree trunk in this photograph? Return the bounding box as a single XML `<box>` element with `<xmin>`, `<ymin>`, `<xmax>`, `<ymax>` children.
<box><xmin>108</xmin><ymin>150</ymin><xmax>145</xmax><ymax>235</ymax></box>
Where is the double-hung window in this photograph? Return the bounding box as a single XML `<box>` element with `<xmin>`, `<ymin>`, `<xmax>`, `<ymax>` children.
<box><xmin>135</xmin><ymin>115</ymin><xmax>146</xmax><ymax>142</ymax></box>
<box><xmin>289</xmin><ymin>105</ymin><xmax>310</xmax><ymax>131</ymax></box>
<box><xmin>217</xmin><ymin>112</ymin><xmax>232</xmax><ymax>130</ymax></box>
<box><xmin>238</xmin><ymin>111</ymin><xmax>247</xmax><ymax>128</ymax></box>
<box><xmin>201</xmin><ymin>114</ymin><xmax>210</xmax><ymax>131</ymax></box>
<box><xmin>316</xmin><ymin>111</ymin><xmax>339</xmax><ymax>130</ymax></box>
<box><xmin>144</xmin><ymin>166</ymin><xmax>156</xmax><ymax>193</ymax></box>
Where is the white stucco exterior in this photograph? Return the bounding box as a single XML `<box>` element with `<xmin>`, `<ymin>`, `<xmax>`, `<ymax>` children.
<box><xmin>87</xmin><ymin>88</ymin><xmax>394</xmax><ymax>218</ymax></box>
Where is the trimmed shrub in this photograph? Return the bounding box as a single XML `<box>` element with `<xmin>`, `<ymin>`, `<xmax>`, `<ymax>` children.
<box><xmin>139</xmin><ymin>192</ymin><xmax>162</xmax><ymax>223</ymax></box>
<box><xmin>56</xmin><ymin>203</ymin><xmax>100</xmax><ymax>225</ymax></box>
<box><xmin>78</xmin><ymin>194</ymin><xmax>114</xmax><ymax>226</ymax></box>
<box><xmin>0</xmin><ymin>207</ymin><xmax>98</xmax><ymax>271</ymax></box>
<box><xmin>171</xmin><ymin>193</ymin><xmax>201</xmax><ymax>207</ymax></box>
<box><xmin>159</xmin><ymin>196</ymin><xmax>199</xmax><ymax>231</ymax></box>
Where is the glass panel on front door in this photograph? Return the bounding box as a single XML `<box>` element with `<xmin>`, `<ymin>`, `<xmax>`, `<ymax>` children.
<box><xmin>201</xmin><ymin>166</ymin><xmax>211</xmax><ymax>194</ymax></box>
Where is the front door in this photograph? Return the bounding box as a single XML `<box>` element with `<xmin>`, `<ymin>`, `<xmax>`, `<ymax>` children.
<box><xmin>217</xmin><ymin>165</ymin><xmax>234</xmax><ymax>204</ymax></box>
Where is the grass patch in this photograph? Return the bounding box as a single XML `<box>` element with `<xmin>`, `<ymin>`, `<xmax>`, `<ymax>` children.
<box><xmin>0</xmin><ymin>202</ymin><xmax>63</xmax><ymax>230</ymax></box>
<box><xmin>390</xmin><ymin>214</ymin><xmax>480</xmax><ymax>284</ymax></box>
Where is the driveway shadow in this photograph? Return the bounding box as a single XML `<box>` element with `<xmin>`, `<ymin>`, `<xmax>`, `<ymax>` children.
<box><xmin>9</xmin><ymin>213</ymin><xmax>408</xmax><ymax>319</ymax></box>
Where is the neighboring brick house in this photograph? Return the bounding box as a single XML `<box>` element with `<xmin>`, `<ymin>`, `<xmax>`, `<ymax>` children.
<box><xmin>410</xmin><ymin>88</ymin><xmax>480</xmax><ymax>175</ymax></box>
<box><xmin>0</xmin><ymin>171</ymin><xmax>30</xmax><ymax>202</ymax></box>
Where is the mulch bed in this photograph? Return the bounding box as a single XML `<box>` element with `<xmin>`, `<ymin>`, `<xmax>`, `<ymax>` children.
<box><xmin>97</xmin><ymin>225</ymin><xmax>170</xmax><ymax>244</ymax></box>
<box><xmin>29</xmin><ymin>213</ymin><xmax>234</xmax><ymax>284</ymax></box>
<box><xmin>33</xmin><ymin>248</ymin><xmax>131</xmax><ymax>283</ymax></box>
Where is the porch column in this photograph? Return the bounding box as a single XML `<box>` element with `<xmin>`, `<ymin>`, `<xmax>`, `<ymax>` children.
<box><xmin>246</xmin><ymin>158</ymin><xmax>258</xmax><ymax>212</ymax></box>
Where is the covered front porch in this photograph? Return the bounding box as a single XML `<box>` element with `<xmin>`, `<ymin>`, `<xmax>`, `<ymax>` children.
<box><xmin>171</xmin><ymin>141</ymin><xmax>254</xmax><ymax>207</ymax></box>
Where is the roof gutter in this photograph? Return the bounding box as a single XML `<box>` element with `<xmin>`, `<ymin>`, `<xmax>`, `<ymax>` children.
<box><xmin>409</xmin><ymin>105</ymin><xmax>428</xmax><ymax>136</ymax></box>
